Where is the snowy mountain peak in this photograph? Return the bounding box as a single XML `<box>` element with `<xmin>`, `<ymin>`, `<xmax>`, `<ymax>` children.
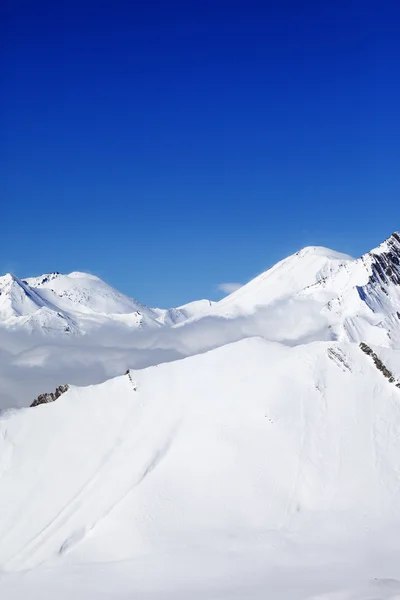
<box><xmin>23</xmin><ymin>272</ymin><xmax>62</xmax><ymax>287</ymax></box>
<box><xmin>1</xmin><ymin>232</ymin><xmax>400</xmax><ymax>346</ymax></box>
<box><xmin>371</xmin><ymin>231</ymin><xmax>400</xmax><ymax>255</ymax></box>
<box><xmin>24</xmin><ymin>271</ymin><xmax>153</xmax><ymax>317</ymax></box>
<box><xmin>354</xmin><ymin>232</ymin><xmax>400</xmax><ymax>294</ymax></box>
<box><xmin>202</xmin><ymin>233</ymin><xmax>400</xmax><ymax>348</ymax></box>
<box><xmin>0</xmin><ymin>272</ymin><xmax>25</xmax><ymax>287</ymax></box>
<box><xmin>295</xmin><ymin>245</ymin><xmax>354</xmax><ymax>261</ymax></box>
<box><xmin>67</xmin><ymin>271</ymin><xmax>103</xmax><ymax>281</ymax></box>
<box><xmin>0</xmin><ymin>272</ymin><xmax>46</xmax><ymax>319</ymax></box>
<box><xmin>365</xmin><ymin>231</ymin><xmax>400</xmax><ymax>287</ymax></box>
<box><xmin>215</xmin><ymin>242</ymin><xmax>353</xmax><ymax>317</ymax></box>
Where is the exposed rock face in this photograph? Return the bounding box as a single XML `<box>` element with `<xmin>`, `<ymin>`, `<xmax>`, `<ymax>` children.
<box><xmin>22</xmin><ymin>272</ymin><xmax>60</xmax><ymax>287</ymax></box>
<box><xmin>359</xmin><ymin>342</ymin><xmax>400</xmax><ymax>387</ymax></box>
<box><xmin>125</xmin><ymin>369</ymin><xmax>138</xmax><ymax>391</ymax></box>
<box><xmin>327</xmin><ymin>347</ymin><xmax>352</xmax><ymax>372</ymax></box>
<box><xmin>367</xmin><ymin>232</ymin><xmax>400</xmax><ymax>288</ymax></box>
<box><xmin>30</xmin><ymin>384</ymin><xmax>70</xmax><ymax>407</ymax></box>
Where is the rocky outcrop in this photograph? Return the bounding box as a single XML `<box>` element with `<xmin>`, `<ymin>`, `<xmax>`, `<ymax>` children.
<box><xmin>22</xmin><ymin>272</ymin><xmax>60</xmax><ymax>287</ymax></box>
<box><xmin>367</xmin><ymin>232</ymin><xmax>400</xmax><ymax>288</ymax></box>
<box><xmin>327</xmin><ymin>347</ymin><xmax>351</xmax><ymax>372</ymax></box>
<box><xmin>359</xmin><ymin>342</ymin><xmax>400</xmax><ymax>388</ymax></box>
<box><xmin>30</xmin><ymin>384</ymin><xmax>70</xmax><ymax>407</ymax></box>
<box><xmin>125</xmin><ymin>370</ymin><xmax>137</xmax><ymax>391</ymax></box>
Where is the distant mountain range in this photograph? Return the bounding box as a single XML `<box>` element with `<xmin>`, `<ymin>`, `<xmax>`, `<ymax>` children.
<box><xmin>0</xmin><ymin>270</ymin><xmax>214</xmax><ymax>333</ymax></box>
<box><xmin>1</xmin><ymin>232</ymin><xmax>399</xmax><ymax>346</ymax></box>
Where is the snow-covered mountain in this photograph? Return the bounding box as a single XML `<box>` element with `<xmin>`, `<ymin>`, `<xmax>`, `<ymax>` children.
<box><xmin>2</xmin><ymin>337</ymin><xmax>400</xmax><ymax>598</ymax></box>
<box><xmin>206</xmin><ymin>232</ymin><xmax>400</xmax><ymax>347</ymax></box>
<box><xmin>2</xmin><ymin>232</ymin><xmax>400</xmax><ymax>346</ymax></box>
<box><xmin>0</xmin><ymin>270</ymin><xmax>217</xmax><ymax>335</ymax></box>
<box><xmin>1</xmin><ymin>232</ymin><xmax>400</xmax><ymax>599</ymax></box>
<box><xmin>1</xmin><ymin>232</ymin><xmax>400</xmax><ymax>410</ymax></box>
<box><xmin>24</xmin><ymin>271</ymin><xmax>154</xmax><ymax>316</ymax></box>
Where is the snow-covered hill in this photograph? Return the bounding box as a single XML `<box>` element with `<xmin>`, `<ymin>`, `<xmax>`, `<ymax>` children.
<box><xmin>1</xmin><ymin>337</ymin><xmax>400</xmax><ymax>598</ymax></box>
<box><xmin>0</xmin><ymin>270</ymin><xmax>217</xmax><ymax>337</ymax></box>
<box><xmin>1</xmin><ymin>232</ymin><xmax>400</xmax><ymax>599</ymax></box>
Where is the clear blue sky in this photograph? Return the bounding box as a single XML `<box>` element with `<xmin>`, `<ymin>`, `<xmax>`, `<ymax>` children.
<box><xmin>1</xmin><ymin>1</ymin><xmax>399</xmax><ymax>307</ymax></box>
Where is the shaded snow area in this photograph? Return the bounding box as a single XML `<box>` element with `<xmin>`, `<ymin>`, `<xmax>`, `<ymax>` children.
<box><xmin>1</xmin><ymin>234</ymin><xmax>400</xmax><ymax>599</ymax></box>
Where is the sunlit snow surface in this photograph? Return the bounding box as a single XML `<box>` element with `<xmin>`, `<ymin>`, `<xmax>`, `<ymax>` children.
<box><xmin>1</xmin><ymin>234</ymin><xmax>400</xmax><ymax>599</ymax></box>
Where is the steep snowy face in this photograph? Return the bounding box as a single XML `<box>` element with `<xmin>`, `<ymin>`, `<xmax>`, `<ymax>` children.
<box><xmin>366</xmin><ymin>231</ymin><xmax>400</xmax><ymax>286</ymax></box>
<box><xmin>207</xmin><ymin>234</ymin><xmax>400</xmax><ymax>348</ymax></box>
<box><xmin>313</xmin><ymin>233</ymin><xmax>400</xmax><ymax>346</ymax></box>
<box><xmin>0</xmin><ymin>274</ymin><xmax>46</xmax><ymax>320</ymax></box>
<box><xmin>309</xmin><ymin>232</ymin><xmax>400</xmax><ymax>298</ymax></box>
<box><xmin>0</xmin><ymin>274</ymin><xmax>78</xmax><ymax>335</ymax></box>
<box><xmin>214</xmin><ymin>246</ymin><xmax>354</xmax><ymax>316</ymax></box>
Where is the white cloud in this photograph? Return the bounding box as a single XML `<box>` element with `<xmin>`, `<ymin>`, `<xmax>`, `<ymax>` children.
<box><xmin>217</xmin><ymin>282</ymin><xmax>243</xmax><ymax>295</ymax></box>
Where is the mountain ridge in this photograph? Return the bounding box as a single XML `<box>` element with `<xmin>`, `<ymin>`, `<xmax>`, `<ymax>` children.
<box><xmin>1</xmin><ymin>232</ymin><xmax>400</xmax><ymax>598</ymax></box>
<box><xmin>1</xmin><ymin>232</ymin><xmax>400</xmax><ymax>349</ymax></box>
<box><xmin>0</xmin><ymin>231</ymin><xmax>397</xmax><ymax>319</ymax></box>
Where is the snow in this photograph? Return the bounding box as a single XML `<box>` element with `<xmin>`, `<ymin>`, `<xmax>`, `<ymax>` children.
<box><xmin>1</xmin><ymin>232</ymin><xmax>400</xmax><ymax>598</ymax></box>
<box><xmin>25</xmin><ymin>271</ymin><xmax>158</xmax><ymax>318</ymax></box>
<box><xmin>214</xmin><ymin>245</ymin><xmax>353</xmax><ymax>315</ymax></box>
<box><xmin>0</xmin><ymin>274</ymin><xmax>46</xmax><ymax>319</ymax></box>
<box><xmin>1</xmin><ymin>234</ymin><xmax>400</xmax><ymax>408</ymax></box>
<box><xmin>152</xmin><ymin>299</ymin><xmax>215</xmax><ymax>325</ymax></box>
<box><xmin>1</xmin><ymin>338</ymin><xmax>400</xmax><ymax>597</ymax></box>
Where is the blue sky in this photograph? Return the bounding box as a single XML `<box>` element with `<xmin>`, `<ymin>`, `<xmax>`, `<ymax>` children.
<box><xmin>1</xmin><ymin>1</ymin><xmax>399</xmax><ymax>307</ymax></box>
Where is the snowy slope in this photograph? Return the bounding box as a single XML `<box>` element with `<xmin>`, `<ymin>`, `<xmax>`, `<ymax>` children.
<box><xmin>321</xmin><ymin>232</ymin><xmax>400</xmax><ymax>346</ymax></box>
<box><xmin>25</xmin><ymin>271</ymin><xmax>155</xmax><ymax>317</ymax></box>
<box><xmin>0</xmin><ymin>273</ymin><xmax>77</xmax><ymax>334</ymax></box>
<box><xmin>215</xmin><ymin>245</ymin><xmax>353</xmax><ymax>314</ymax></box>
<box><xmin>153</xmin><ymin>299</ymin><xmax>216</xmax><ymax>325</ymax></box>
<box><xmin>1</xmin><ymin>337</ymin><xmax>400</xmax><ymax>598</ymax></box>
<box><xmin>2</xmin><ymin>232</ymin><xmax>399</xmax><ymax>346</ymax></box>
<box><xmin>1</xmin><ymin>233</ymin><xmax>400</xmax><ymax>410</ymax></box>
<box><xmin>0</xmin><ymin>271</ymin><xmax>165</xmax><ymax>334</ymax></box>
<box><xmin>0</xmin><ymin>273</ymin><xmax>47</xmax><ymax>319</ymax></box>
<box><xmin>2</xmin><ymin>233</ymin><xmax>400</xmax><ymax>598</ymax></box>
<box><xmin>0</xmin><ymin>271</ymin><xmax>215</xmax><ymax>337</ymax></box>
<box><xmin>206</xmin><ymin>232</ymin><xmax>400</xmax><ymax>348</ymax></box>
